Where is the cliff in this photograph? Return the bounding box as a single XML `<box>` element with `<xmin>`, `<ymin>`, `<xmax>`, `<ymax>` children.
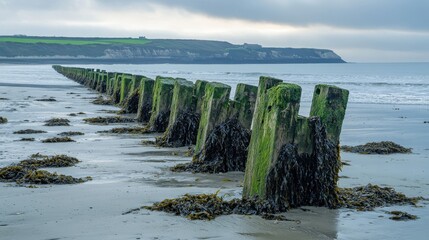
<box><xmin>0</xmin><ymin>36</ymin><xmax>345</xmax><ymax>64</ymax></box>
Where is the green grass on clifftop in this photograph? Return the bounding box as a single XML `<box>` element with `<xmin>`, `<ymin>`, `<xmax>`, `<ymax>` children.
<box><xmin>0</xmin><ymin>36</ymin><xmax>150</xmax><ymax>45</ymax></box>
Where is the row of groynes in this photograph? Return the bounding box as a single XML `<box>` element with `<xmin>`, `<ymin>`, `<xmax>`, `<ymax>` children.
<box><xmin>52</xmin><ymin>65</ymin><xmax>349</xmax><ymax>209</ymax></box>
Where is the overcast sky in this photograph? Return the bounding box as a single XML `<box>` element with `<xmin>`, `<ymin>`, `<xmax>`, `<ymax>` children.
<box><xmin>0</xmin><ymin>0</ymin><xmax>427</xmax><ymax>62</ymax></box>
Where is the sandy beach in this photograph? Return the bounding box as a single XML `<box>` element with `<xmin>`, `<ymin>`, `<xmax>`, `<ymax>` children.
<box><xmin>1</xmin><ymin>64</ymin><xmax>428</xmax><ymax>240</ymax></box>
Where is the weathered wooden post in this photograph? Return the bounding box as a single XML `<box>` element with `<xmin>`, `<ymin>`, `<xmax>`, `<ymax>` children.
<box><xmin>136</xmin><ymin>77</ymin><xmax>155</xmax><ymax>123</ymax></box>
<box><xmin>146</xmin><ymin>76</ymin><xmax>177</xmax><ymax>132</ymax></box>
<box><xmin>194</xmin><ymin>82</ymin><xmax>231</xmax><ymax>153</ymax></box>
<box><xmin>243</xmin><ymin>78</ymin><xmax>349</xmax><ymax>209</ymax></box>
<box><xmin>157</xmin><ymin>79</ymin><xmax>198</xmax><ymax>147</ymax></box>
<box><xmin>119</xmin><ymin>75</ymin><xmax>133</xmax><ymax>105</ymax></box>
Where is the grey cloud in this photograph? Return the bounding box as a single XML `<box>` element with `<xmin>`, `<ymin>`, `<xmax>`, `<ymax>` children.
<box><xmin>92</xmin><ymin>0</ymin><xmax>429</xmax><ymax>31</ymax></box>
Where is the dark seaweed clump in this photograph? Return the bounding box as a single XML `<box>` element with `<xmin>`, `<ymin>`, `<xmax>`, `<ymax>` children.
<box><xmin>337</xmin><ymin>184</ymin><xmax>422</xmax><ymax>211</ymax></box>
<box><xmin>97</xmin><ymin>126</ymin><xmax>147</xmax><ymax>134</ymax></box>
<box><xmin>172</xmin><ymin>118</ymin><xmax>250</xmax><ymax>173</ymax></box>
<box><xmin>142</xmin><ymin>184</ymin><xmax>422</xmax><ymax>221</ymax></box>
<box><xmin>388</xmin><ymin>211</ymin><xmax>418</xmax><ymax>221</ymax></box>
<box><xmin>0</xmin><ymin>116</ymin><xmax>7</xmax><ymax>124</ymax></box>
<box><xmin>137</xmin><ymin>102</ymin><xmax>152</xmax><ymax>123</ymax></box>
<box><xmin>266</xmin><ymin>117</ymin><xmax>341</xmax><ymax>209</ymax></box>
<box><xmin>0</xmin><ymin>154</ymin><xmax>89</xmax><ymax>185</ymax></box>
<box><xmin>152</xmin><ymin>111</ymin><xmax>170</xmax><ymax>132</ymax></box>
<box><xmin>121</xmin><ymin>89</ymin><xmax>140</xmax><ymax>114</ymax></box>
<box><xmin>142</xmin><ymin>193</ymin><xmax>290</xmax><ymax>221</ymax></box>
<box><xmin>13</xmin><ymin>129</ymin><xmax>47</xmax><ymax>134</ymax></box>
<box><xmin>83</xmin><ymin>116</ymin><xmax>135</xmax><ymax>125</ymax></box>
<box><xmin>341</xmin><ymin>141</ymin><xmax>412</xmax><ymax>154</ymax></box>
<box><xmin>156</xmin><ymin>111</ymin><xmax>200</xmax><ymax>147</ymax></box>
<box><xmin>19</xmin><ymin>138</ymin><xmax>35</xmax><ymax>141</ymax></box>
<box><xmin>44</xmin><ymin>118</ymin><xmax>70</xmax><ymax>126</ymax></box>
<box><xmin>18</xmin><ymin>154</ymin><xmax>80</xmax><ymax>169</ymax></box>
<box><xmin>91</xmin><ymin>96</ymin><xmax>113</xmax><ymax>105</ymax></box>
<box><xmin>42</xmin><ymin>136</ymin><xmax>75</xmax><ymax>143</ymax></box>
<box><xmin>35</xmin><ymin>97</ymin><xmax>56</xmax><ymax>102</ymax></box>
<box><xmin>58</xmin><ymin>131</ymin><xmax>84</xmax><ymax>136</ymax></box>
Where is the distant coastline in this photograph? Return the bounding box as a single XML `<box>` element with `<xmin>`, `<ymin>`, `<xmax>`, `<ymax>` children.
<box><xmin>0</xmin><ymin>36</ymin><xmax>346</xmax><ymax>64</ymax></box>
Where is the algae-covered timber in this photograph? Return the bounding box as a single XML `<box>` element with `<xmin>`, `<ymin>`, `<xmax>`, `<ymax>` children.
<box><xmin>146</xmin><ymin>76</ymin><xmax>177</xmax><ymax>132</ymax></box>
<box><xmin>243</xmin><ymin>81</ymin><xmax>302</xmax><ymax>199</ymax></box>
<box><xmin>157</xmin><ymin>79</ymin><xmax>198</xmax><ymax>147</ymax></box>
<box><xmin>0</xmin><ymin>116</ymin><xmax>8</xmax><ymax>124</ymax></box>
<box><xmin>136</xmin><ymin>77</ymin><xmax>155</xmax><ymax>123</ymax></box>
<box><xmin>194</xmin><ymin>82</ymin><xmax>231</xmax><ymax>153</ymax></box>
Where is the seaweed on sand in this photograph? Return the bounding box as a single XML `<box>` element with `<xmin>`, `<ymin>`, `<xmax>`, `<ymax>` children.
<box><xmin>265</xmin><ymin>117</ymin><xmax>341</xmax><ymax>209</ymax></box>
<box><xmin>156</xmin><ymin>111</ymin><xmax>200</xmax><ymax>147</ymax></box>
<box><xmin>58</xmin><ymin>131</ymin><xmax>84</xmax><ymax>136</ymax></box>
<box><xmin>13</xmin><ymin>129</ymin><xmax>47</xmax><ymax>134</ymax></box>
<box><xmin>41</xmin><ymin>136</ymin><xmax>75</xmax><ymax>143</ymax></box>
<box><xmin>97</xmin><ymin>126</ymin><xmax>147</xmax><ymax>134</ymax></box>
<box><xmin>0</xmin><ymin>154</ymin><xmax>90</xmax><ymax>185</ymax></box>
<box><xmin>0</xmin><ymin>116</ymin><xmax>7</xmax><ymax>124</ymax></box>
<box><xmin>171</xmin><ymin>118</ymin><xmax>250</xmax><ymax>173</ymax></box>
<box><xmin>44</xmin><ymin>118</ymin><xmax>70</xmax><ymax>126</ymax></box>
<box><xmin>337</xmin><ymin>184</ymin><xmax>422</xmax><ymax>211</ymax></box>
<box><xmin>18</xmin><ymin>170</ymin><xmax>89</xmax><ymax>184</ymax></box>
<box><xmin>35</xmin><ymin>97</ymin><xmax>56</xmax><ymax>102</ymax></box>
<box><xmin>388</xmin><ymin>211</ymin><xmax>418</xmax><ymax>221</ymax></box>
<box><xmin>19</xmin><ymin>138</ymin><xmax>35</xmax><ymax>141</ymax></box>
<box><xmin>341</xmin><ymin>141</ymin><xmax>412</xmax><ymax>154</ymax></box>
<box><xmin>142</xmin><ymin>192</ymin><xmax>284</xmax><ymax>221</ymax></box>
<box><xmin>18</xmin><ymin>154</ymin><xmax>80</xmax><ymax>169</ymax></box>
<box><xmin>91</xmin><ymin>96</ymin><xmax>113</xmax><ymax>105</ymax></box>
<box><xmin>121</xmin><ymin>89</ymin><xmax>140</xmax><ymax>113</ymax></box>
<box><xmin>141</xmin><ymin>184</ymin><xmax>423</xmax><ymax>221</ymax></box>
<box><xmin>83</xmin><ymin>116</ymin><xmax>135</xmax><ymax>125</ymax></box>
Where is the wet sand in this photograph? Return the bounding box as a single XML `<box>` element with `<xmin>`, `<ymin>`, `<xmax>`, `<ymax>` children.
<box><xmin>1</xmin><ymin>65</ymin><xmax>428</xmax><ymax>239</ymax></box>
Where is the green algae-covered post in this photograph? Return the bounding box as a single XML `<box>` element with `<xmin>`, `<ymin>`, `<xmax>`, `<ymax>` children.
<box><xmin>194</xmin><ymin>82</ymin><xmax>231</xmax><ymax>153</ymax></box>
<box><xmin>229</xmin><ymin>83</ymin><xmax>258</xmax><ymax>129</ymax></box>
<box><xmin>147</xmin><ymin>76</ymin><xmax>177</xmax><ymax>132</ymax></box>
<box><xmin>243</xmin><ymin>82</ymin><xmax>302</xmax><ymax>199</ymax></box>
<box><xmin>309</xmin><ymin>84</ymin><xmax>349</xmax><ymax>144</ymax></box>
<box><xmin>157</xmin><ymin>79</ymin><xmax>198</xmax><ymax>147</ymax></box>
<box><xmin>119</xmin><ymin>75</ymin><xmax>133</xmax><ymax>105</ymax></box>
<box><xmin>136</xmin><ymin>77</ymin><xmax>155</xmax><ymax>123</ymax></box>
<box><xmin>194</xmin><ymin>80</ymin><xmax>208</xmax><ymax>114</ymax></box>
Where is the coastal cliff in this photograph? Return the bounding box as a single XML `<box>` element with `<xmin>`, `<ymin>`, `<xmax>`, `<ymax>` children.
<box><xmin>0</xmin><ymin>36</ymin><xmax>345</xmax><ymax>64</ymax></box>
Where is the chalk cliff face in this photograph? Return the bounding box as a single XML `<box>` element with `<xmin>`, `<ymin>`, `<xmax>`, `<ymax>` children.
<box><xmin>0</xmin><ymin>38</ymin><xmax>345</xmax><ymax>63</ymax></box>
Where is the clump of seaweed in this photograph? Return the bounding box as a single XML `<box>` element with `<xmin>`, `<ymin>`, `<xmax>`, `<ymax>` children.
<box><xmin>152</xmin><ymin>111</ymin><xmax>170</xmax><ymax>132</ymax></box>
<box><xmin>35</xmin><ymin>97</ymin><xmax>56</xmax><ymax>102</ymax></box>
<box><xmin>0</xmin><ymin>166</ymin><xmax>28</xmax><ymax>182</ymax></box>
<box><xmin>341</xmin><ymin>141</ymin><xmax>412</xmax><ymax>154</ymax></box>
<box><xmin>121</xmin><ymin>89</ymin><xmax>140</xmax><ymax>113</ymax></box>
<box><xmin>58</xmin><ymin>131</ymin><xmax>84</xmax><ymax>136</ymax></box>
<box><xmin>265</xmin><ymin>117</ymin><xmax>341</xmax><ymax>209</ymax></box>
<box><xmin>337</xmin><ymin>184</ymin><xmax>422</xmax><ymax>211</ymax></box>
<box><xmin>0</xmin><ymin>97</ymin><xmax>9</xmax><ymax>100</ymax></box>
<box><xmin>19</xmin><ymin>138</ymin><xmax>35</xmax><ymax>141</ymax></box>
<box><xmin>42</xmin><ymin>137</ymin><xmax>75</xmax><ymax>143</ymax></box>
<box><xmin>141</xmin><ymin>184</ymin><xmax>422</xmax><ymax>221</ymax></box>
<box><xmin>83</xmin><ymin>116</ymin><xmax>135</xmax><ymax>125</ymax></box>
<box><xmin>13</xmin><ymin>129</ymin><xmax>47</xmax><ymax>134</ymax></box>
<box><xmin>44</xmin><ymin>118</ymin><xmax>70</xmax><ymax>126</ymax></box>
<box><xmin>91</xmin><ymin>96</ymin><xmax>113</xmax><ymax>105</ymax></box>
<box><xmin>388</xmin><ymin>211</ymin><xmax>418</xmax><ymax>221</ymax></box>
<box><xmin>156</xmin><ymin>111</ymin><xmax>200</xmax><ymax>147</ymax></box>
<box><xmin>0</xmin><ymin>116</ymin><xmax>7</xmax><ymax>124</ymax></box>
<box><xmin>68</xmin><ymin>113</ymin><xmax>77</xmax><ymax>116</ymax></box>
<box><xmin>17</xmin><ymin>170</ymin><xmax>88</xmax><ymax>184</ymax></box>
<box><xmin>97</xmin><ymin>126</ymin><xmax>147</xmax><ymax>134</ymax></box>
<box><xmin>172</xmin><ymin>118</ymin><xmax>250</xmax><ymax>173</ymax></box>
<box><xmin>0</xmin><ymin>154</ymin><xmax>90</xmax><ymax>185</ymax></box>
<box><xmin>142</xmin><ymin>192</ymin><xmax>282</xmax><ymax>221</ymax></box>
<box><xmin>18</xmin><ymin>154</ymin><xmax>80</xmax><ymax>169</ymax></box>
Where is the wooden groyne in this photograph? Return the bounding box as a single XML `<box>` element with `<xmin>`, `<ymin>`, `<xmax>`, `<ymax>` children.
<box><xmin>52</xmin><ymin>65</ymin><xmax>349</xmax><ymax>209</ymax></box>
